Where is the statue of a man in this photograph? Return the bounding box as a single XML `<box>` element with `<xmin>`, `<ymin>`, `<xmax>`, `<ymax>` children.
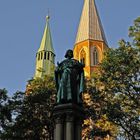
<box><xmin>55</xmin><ymin>49</ymin><xmax>85</xmax><ymax>104</ymax></box>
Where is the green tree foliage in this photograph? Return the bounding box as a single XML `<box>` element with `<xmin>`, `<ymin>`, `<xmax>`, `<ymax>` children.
<box><xmin>0</xmin><ymin>89</ymin><xmax>11</xmax><ymax>136</ymax></box>
<box><xmin>1</xmin><ymin>17</ymin><xmax>140</xmax><ymax>140</ymax></box>
<box><xmin>82</xmin><ymin>17</ymin><xmax>140</xmax><ymax>140</ymax></box>
<box><xmin>1</xmin><ymin>76</ymin><xmax>56</xmax><ymax>140</ymax></box>
<box><xmin>82</xmin><ymin>79</ymin><xmax>118</xmax><ymax>139</ymax></box>
<box><xmin>129</xmin><ymin>17</ymin><xmax>140</xmax><ymax>47</ymax></box>
<box><xmin>92</xmin><ymin>17</ymin><xmax>140</xmax><ymax>139</ymax></box>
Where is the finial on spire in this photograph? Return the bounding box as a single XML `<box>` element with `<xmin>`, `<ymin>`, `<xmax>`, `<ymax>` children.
<box><xmin>46</xmin><ymin>9</ymin><xmax>50</xmax><ymax>21</ymax></box>
<box><xmin>46</xmin><ymin>15</ymin><xmax>50</xmax><ymax>21</ymax></box>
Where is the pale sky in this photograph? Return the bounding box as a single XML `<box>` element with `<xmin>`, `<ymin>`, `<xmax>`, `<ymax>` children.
<box><xmin>0</xmin><ymin>0</ymin><xmax>140</xmax><ymax>95</ymax></box>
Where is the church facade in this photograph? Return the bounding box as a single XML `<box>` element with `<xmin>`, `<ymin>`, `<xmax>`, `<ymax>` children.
<box><xmin>34</xmin><ymin>0</ymin><xmax>108</xmax><ymax>79</ymax></box>
<box><xmin>74</xmin><ymin>0</ymin><xmax>108</xmax><ymax>78</ymax></box>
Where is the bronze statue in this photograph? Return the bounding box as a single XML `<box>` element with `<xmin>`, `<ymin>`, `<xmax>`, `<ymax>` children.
<box><xmin>55</xmin><ymin>49</ymin><xmax>85</xmax><ymax>104</ymax></box>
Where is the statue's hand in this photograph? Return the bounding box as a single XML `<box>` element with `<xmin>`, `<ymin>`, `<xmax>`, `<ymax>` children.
<box><xmin>56</xmin><ymin>62</ymin><xmax>62</xmax><ymax>72</ymax></box>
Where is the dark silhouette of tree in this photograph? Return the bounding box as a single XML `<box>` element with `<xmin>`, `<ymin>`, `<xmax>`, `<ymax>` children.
<box><xmin>1</xmin><ymin>76</ymin><xmax>56</xmax><ymax>140</ymax></box>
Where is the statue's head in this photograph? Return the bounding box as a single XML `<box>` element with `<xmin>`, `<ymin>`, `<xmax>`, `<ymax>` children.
<box><xmin>65</xmin><ymin>49</ymin><xmax>73</xmax><ymax>59</ymax></box>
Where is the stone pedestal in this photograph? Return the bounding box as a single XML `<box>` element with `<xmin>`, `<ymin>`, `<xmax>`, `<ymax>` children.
<box><xmin>52</xmin><ymin>103</ymin><xmax>85</xmax><ymax>140</ymax></box>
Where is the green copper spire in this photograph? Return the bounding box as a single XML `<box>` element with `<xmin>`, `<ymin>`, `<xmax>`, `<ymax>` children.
<box><xmin>34</xmin><ymin>16</ymin><xmax>55</xmax><ymax>78</ymax></box>
<box><xmin>38</xmin><ymin>16</ymin><xmax>54</xmax><ymax>53</ymax></box>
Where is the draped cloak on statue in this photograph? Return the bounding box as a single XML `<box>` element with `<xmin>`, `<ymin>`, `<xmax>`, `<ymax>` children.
<box><xmin>55</xmin><ymin>58</ymin><xmax>85</xmax><ymax>104</ymax></box>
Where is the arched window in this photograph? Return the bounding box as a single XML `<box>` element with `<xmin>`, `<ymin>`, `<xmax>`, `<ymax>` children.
<box><xmin>80</xmin><ymin>49</ymin><xmax>86</xmax><ymax>65</ymax></box>
<box><xmin>51</xmin><ymin>53</ymin><xmax>53</xmax><ymax>61</ymax></box>
<box><xmin>38</xmin><ymin>53</ymin><xmax>40</xmax><ymax>60</ymax></box>
<box><xmin>93</xmin><ymin>47</ymin><xmax>98</xmax><ymax>65</ymax></box>
<box><xmin>44</xmin><ymin>52</ymin><xmax>46</xmax><ymax>60</ymax></box>
<box><xmin>47</xmin><ymin>52</ymin><xmax>50</xmax><ymax>60</ymax></box>
<box><xmin>41</xmin><ymin>52</ymin><xmax>43</xmax><ymax>60</ymax></box>
<box><xmin>52</xmin><ymin>54</ymin><xmax>55</xmax><ymax>63</ymax></box>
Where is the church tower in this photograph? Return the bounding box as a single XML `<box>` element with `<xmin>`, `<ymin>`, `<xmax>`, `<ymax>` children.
<box><xmin>74</xmin><ymin>0</ymin><xmax>108</xmax><ymax>78</ymax></box>
<box><xmin>34</xmin><ymin>16</ymin><xmax>55</xmax><ymax>78</ymax></box>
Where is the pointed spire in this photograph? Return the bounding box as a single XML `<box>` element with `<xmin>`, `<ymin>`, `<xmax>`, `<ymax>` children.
<box><xmin>38</xmin><ymin>16</ymin><xmax>54</xmax><ymax>53</ymax></box>
<box><xmin>34</xmin><ymin>16</ymin><xmax>55</xmax><ymax>78</ymax></box>
<box><xmin>75</xmin><ymin>0</ymin><xmax>108</xmax><ymax>45</ymax></box>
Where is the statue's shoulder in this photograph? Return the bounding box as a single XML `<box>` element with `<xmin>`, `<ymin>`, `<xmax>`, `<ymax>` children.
<box><xmin>59</xmin><ymin>59</ymin><xmax>68</xmax><ymax>67</ymax></box>
<box><xmin>56</xmin><ymin>59</ymin><xmax>70</xmax><ymax>71</ymax></box>
<box><xmin>57</xmin><ymin>59</ymin><xmax>84</xmax><ymax>70</ymax></box>
<box><xmin>66</xmin><ymin>59</ymin><xmax>82</xmax><ymax>68</ymax></box>
<box><xmin>72</xmin><ymin>59</ymin><xmax>84</xmax><ymax>68</ymax></box>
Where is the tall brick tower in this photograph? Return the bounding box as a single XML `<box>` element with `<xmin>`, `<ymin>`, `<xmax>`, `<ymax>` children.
<box><xmin>74</xmin><ymin>0</ymin><xmax>108</xmax><ymax>77</ymax></box>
